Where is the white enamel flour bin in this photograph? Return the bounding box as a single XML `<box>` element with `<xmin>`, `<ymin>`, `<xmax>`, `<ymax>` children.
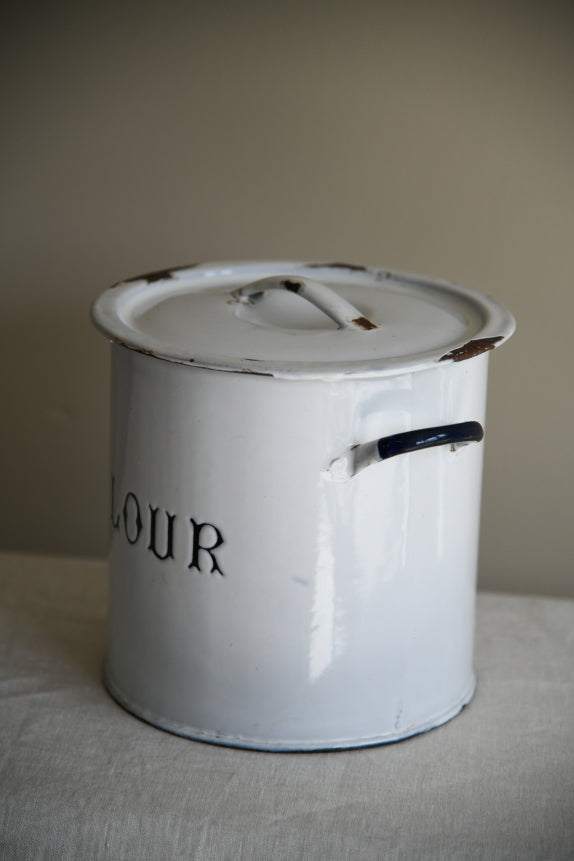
<box><xmin>91</xmin><ymin>261</ymin><xmax>515</xmax><ymax>751</ymax></box>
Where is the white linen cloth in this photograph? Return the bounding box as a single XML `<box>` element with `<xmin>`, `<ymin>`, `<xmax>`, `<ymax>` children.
<box><xmin>1</xmin><ymin>552</ymin><xmax>573</xmax><ymax>860</ymax></box>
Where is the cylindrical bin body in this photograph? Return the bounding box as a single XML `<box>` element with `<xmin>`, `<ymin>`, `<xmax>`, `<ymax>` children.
<box><xmin>107</xmin><ymin>346</ymin><xmax>488</xmax><ymax>750</ymax></box>
<box><xmin>93</xmin><ymin>261</ymin><xmax>514</xmax><ymax>750</ymax></box>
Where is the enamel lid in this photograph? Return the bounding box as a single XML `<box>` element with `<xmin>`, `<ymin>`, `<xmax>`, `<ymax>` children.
<box><xmin>91</xmin><ymin>261</ymin><xmax>515</xmax><ymax>379</ymax></box>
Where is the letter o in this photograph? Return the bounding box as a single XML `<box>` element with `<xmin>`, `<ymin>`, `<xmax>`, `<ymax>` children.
<box><xmin>123</xmin><ymin>492</ymin><xmax>142</xmax><ymax>545</ymax></box>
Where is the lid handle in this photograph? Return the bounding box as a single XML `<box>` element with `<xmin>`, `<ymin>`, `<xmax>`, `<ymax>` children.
<box><xmin>231</xmin><ymin>276</ymin><xmax>378</xmax><ymax>331</ymax></box>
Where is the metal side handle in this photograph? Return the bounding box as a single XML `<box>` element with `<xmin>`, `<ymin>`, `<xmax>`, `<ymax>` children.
<box><xmin>328</xmin><ymin>421</ymin><xmax>484</xmax><ymax>480</ymax></box>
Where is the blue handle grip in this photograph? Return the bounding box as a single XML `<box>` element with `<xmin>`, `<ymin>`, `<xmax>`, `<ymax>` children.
<box><xmin>377</xmin><ymin>421</ymin><xmax>484</xmax><ymax>461</ymax></box>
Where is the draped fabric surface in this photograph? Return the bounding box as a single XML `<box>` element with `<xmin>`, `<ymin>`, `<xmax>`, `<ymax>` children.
<box><xmin>1</xmin><ymin>553</ymin><xmax>572</xmax><ymax>860</ymax></box>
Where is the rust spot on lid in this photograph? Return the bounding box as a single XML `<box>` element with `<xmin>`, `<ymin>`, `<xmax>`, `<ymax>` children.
<box><xmin>280</xmin><ymin>279</ymin><xmax>302</xmax><ymax>293</ymax></box>
<box><xmin>238</xmin><ymin>368</ymin><xmax>273</xmax><ymax>377</ymax></box>
<box><xmin>440</xmin><ymin>336</ymin><xmax>503</xmax><ymax>362</ymax></box>
<box><xmin>352</xmin><ymin>315</ymin><xmax>378</xmax><ymax>331</ymax></box>
<box><xmin>307</xmin><ymin>262</ymin><xmax>368</xmax><ymax>272</ymax></box>
<box><xmin>113</xmin><ymin>338</ymin><xmax>155</xmax><ymax>357</ymax></box>
<box><xmin>117</xmin><ymin>263</ymin><xmax>199</xmax><ymax>285</ymax></box>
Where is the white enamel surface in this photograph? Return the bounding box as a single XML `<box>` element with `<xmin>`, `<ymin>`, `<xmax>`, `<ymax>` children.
<box><xmin>106</xmin><ymin>344</ymin><xmax>490</xmax><ymax>749</ymax></box>
<box><xmin>91</xmin><ymin>261</ymin><xmax>515</xmax><ymax>378</ymax></box>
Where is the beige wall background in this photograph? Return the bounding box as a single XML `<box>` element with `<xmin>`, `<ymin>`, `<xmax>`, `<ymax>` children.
<box><xmin>1</xmin><ymin>0</ymin><xmax>573</xmax><ymax>597</ymax></box>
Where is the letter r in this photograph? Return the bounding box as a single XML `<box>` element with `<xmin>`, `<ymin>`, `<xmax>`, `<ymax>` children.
<box><xmin>188</xmin><ymin>519</ymin><xmax>225</xmax><ymax>575</ymax></box>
